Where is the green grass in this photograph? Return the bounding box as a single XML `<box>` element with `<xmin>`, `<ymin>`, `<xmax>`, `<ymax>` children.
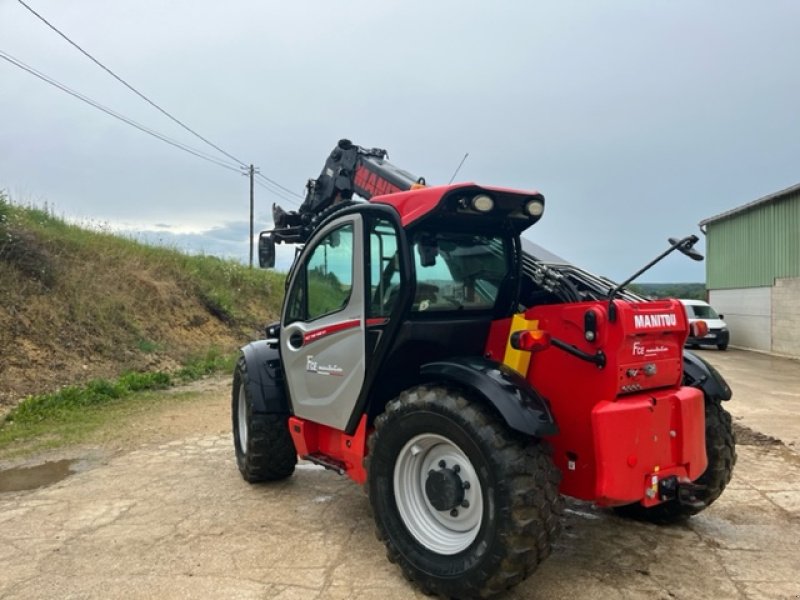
<box><xmin>0</xmin><ymin>194</ymin><xmax>285</xmax><ymax>328</ymax></box>
<box><xmin>0</xmin><ymin>349</ymin><xmax>236</xmax><ymax>454</ymax></box>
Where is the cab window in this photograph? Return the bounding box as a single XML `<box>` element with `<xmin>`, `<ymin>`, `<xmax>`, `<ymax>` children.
<box><xmin>286</xmin><ymin>223</ymin><xmax>354</xmax><ymax>323</ymax></box>
<box><xmin>412</xmin><ymin>231</ymin><xmax>509</xmax><ymax>312</ymax></box>
<box><xmin>369</xmin><ymin>218</ymin><xmax>401</xmax><ymax>317</ymax></box>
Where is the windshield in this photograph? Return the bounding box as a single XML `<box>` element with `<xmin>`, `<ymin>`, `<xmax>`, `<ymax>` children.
<box><xmin>687</xmin><ymin>304</ymin><xmax>719</xmax><ymax>319</ymax></box>
<box><xmin>412</xmin><ymin>231</ymin><xmax>509</xmax><ymax>312</ymax></box>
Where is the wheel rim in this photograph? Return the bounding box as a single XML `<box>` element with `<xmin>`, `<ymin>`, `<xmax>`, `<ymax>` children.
<box><xmin>393</xmin><ymin>433</ymin><xmax>484</xmax><ymax>555</ymax></box>
<box><xmin>237</xmin><ymin>383</ymin><xmax>248</xmax><ymax>454</ymax></box>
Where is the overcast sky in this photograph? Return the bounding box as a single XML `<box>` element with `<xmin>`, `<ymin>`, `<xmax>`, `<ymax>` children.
<box><xmin>1</xmin><ymin>1</ymin><xmax>798</xmax><ymax>281</ymax></box>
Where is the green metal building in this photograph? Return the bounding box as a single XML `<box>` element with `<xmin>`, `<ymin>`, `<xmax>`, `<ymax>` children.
<box><xmin>699</xmin><ymin>183</ymin><xmax>800</xmax><ymax>357</ymax></box>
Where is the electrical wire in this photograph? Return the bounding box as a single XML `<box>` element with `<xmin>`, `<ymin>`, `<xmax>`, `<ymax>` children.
<box><xmin>16</xmin><ymin>0</ymin><xmax>304</xmax><ymax>201</ymax></box>
<box><xmin>255</xmin><ymin>172</ymin><xmax>304</xmax><ymax>199</ymax></box>
<box><xmin>16</xmin><ymin>0</ymin><xmax>248</xmax><ymax>169</ymax></box>
<box><xmin>0</xmin><ymin>49</ymin><xmax>242</xmax><ymax>173</ymax></box>
<box><xmin>254</xmin><ymin>179</ymin><xmax>301</xmax><ymax>206</ymax></box>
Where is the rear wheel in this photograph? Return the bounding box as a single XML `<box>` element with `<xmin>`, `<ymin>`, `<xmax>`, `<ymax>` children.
<box><xmin>717</xmin><ymin>343</ymin><xmax>728</xmax><ymax>351</ymax></box>
<box><xmin>232</xmin><ymin>357</ymin><xmax>297</xmax><ymax>482</ymax></box>
<box><xmin>614</xmin><ymin>398</ymin><xmax>736</xmax><ymax>524</ymax></box>
<box><xmin>367</xmin><ymin>385</ymin><xmax>562</xmax><ymax>598</ymax></box>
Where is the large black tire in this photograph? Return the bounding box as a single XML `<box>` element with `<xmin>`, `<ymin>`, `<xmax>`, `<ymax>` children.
<box><xmin>232</xmin><ymin>357</ymin><xmax>297</xmax><ymax>482</ymax></box>
<box><xmin>717</xmin><ymin>343</ymin><xmax>728</xmax><ymax>351</ymax></box>
<box><xmin>366</xmin><ymin>385</ymin><xmax>563</xmax><ymax>599</ymax></box>
<box><xmin>614</xmin><ymin>398</ymin><xmax>736</xmax><ymax>524</ymax></box>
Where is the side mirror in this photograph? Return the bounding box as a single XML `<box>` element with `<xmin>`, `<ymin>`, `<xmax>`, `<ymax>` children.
<box><xmin>418</xmin><ymin>241</ymin><xmax>438</xmax><ymax>267</ymax></box>
<box><xmin>258</xmin><ymin>233</ymin><xmax>276</xmax><ymax>269</ymax></box>
<box><xmin>668</xmin><ymin>236</ymin><xmax>704</xmax><ymax>262</ymax></box>
<box><xmin>718</xmin><ymin>314</ymin><xmax>724</xmax><ymax>320</ymax></box>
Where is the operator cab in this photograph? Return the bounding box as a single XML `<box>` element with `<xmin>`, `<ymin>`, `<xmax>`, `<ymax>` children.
<box><xmin>278</xmin><ymin>184</ymin><xmax>543</xmax><ymax>434</ymax></box>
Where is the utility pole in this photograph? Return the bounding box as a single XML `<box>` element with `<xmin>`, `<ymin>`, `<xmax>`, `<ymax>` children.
<box><xmin>242</xmin><ymin>164</ymin><xmax>259</xmax><ymax>268</ymax></box>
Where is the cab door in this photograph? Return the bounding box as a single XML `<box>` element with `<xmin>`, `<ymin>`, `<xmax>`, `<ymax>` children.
<box><xmin>281</xmin><ymin>215</ymin><xmax>366</xmax><ymax>430</ymax></box>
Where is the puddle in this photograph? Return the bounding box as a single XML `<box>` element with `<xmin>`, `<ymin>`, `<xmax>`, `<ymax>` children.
<box><xmin>0</xmin><ymin>459</ymin><xmax>77</xmax><ymax>493</ymax></box>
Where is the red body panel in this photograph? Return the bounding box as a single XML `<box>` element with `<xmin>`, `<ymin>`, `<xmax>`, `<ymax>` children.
<box><xmin>484</xmin><ymin>316</ymin><xmax>512</xmax><ymax>362</ymax></box>
<box><xmin>371</xmin><ymin>183</ymin><xmax>544</xmax><ymax>227</ymax></box>
<box><xmin>371</xmin><ymin>184</ymin><xmax>454</xmax><ymax>226</ymax></box>
<box><xmin>288</xmin><ymin>414</ymin><xmax>370</xmax><ymax>484</ymax></box>
<box><xmin>489</xmin><ymin>298</ymin><xmax>707</xmax><ymax>506</ymax></box>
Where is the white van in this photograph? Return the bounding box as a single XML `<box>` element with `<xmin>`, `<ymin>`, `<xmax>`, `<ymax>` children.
<box><xmin>679</xmin><ymin>299</ymin><xmax>730</xmax><ymax>351</ymax></box>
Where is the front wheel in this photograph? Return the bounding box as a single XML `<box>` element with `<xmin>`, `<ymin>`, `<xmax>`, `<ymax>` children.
<box><xmin>232</xmin><ymin>356</ymin><xmax>297</xmax><ymax>482</ymax></box>
<box><xmin>367</xmin><ymin>386</ymin><xmax>563</xmax><ymax>598</ymax></box>
<box><xmin>614</xmin><ymin>398</ymin><xmax>736</xmax><ymax>524</ymax></box>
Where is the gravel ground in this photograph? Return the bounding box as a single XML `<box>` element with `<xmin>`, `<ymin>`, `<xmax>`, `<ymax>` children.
<box><xmin>1</xmin><ymin>349</ymin><xmax>798</xmax><ymax>599</ymax></box>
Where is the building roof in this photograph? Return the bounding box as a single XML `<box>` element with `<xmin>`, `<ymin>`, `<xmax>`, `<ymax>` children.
<box><xmin>699</xmin><ymin>182</ymin><xmax>800</xmax><ymax>227</ymax></box>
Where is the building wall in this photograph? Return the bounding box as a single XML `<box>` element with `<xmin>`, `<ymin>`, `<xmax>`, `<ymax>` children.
<box><xmin>772</xmin><ymin>277</ymin><xmax>800</xmax><ymax>357</ymax></box>
<box><xmin>706</xmin><ymin>192</ymin><xmax>800</xmax><ymax>289</ymax></box>
<box><xmin>709</xmin><ymin>287</ymin><xmax>771</xmax><ymax>352</ymax></box>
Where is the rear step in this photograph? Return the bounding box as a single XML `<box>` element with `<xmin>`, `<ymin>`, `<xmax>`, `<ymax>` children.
<box><xmin>303</xmin><ymin>453</ymin><xmax>347</xmax><ymax>476</ymax></box>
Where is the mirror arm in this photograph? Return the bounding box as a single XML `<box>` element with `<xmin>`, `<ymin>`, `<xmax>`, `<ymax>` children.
<box><xmin>608</xmin><ymin>235</ymin><xmax>700</xmax><ymax>322</ymax></box>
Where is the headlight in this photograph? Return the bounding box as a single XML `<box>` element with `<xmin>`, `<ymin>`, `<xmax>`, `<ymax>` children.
<box><xmin>525</xmin><ymin>199</ymin><xmax>544</xmax><ymax>217</ymax></box>
<box><xmin>471</xmin><ymin>194</ymin><xmax>495</xmax><ymax>212</ymax></box>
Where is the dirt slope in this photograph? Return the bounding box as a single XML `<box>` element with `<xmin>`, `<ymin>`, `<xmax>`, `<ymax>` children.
<box><xmin>0</xmin><ymin>197</ymin><xmax>282</xmax><ymax>413</ymax></box>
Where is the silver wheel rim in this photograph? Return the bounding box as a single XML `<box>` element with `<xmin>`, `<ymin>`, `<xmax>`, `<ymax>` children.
<box><xmin>237</xmin><ymin>383</ymin><xmax>248</xmax><ymax>454</ymax></box>
<box><xmin>393</xmin><ymin>433</ymin><xmax>484</xmax><ymax>555</ymax></box>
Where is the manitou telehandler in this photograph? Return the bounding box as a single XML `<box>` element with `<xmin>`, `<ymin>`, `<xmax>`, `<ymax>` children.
<box><xmin>232</xmin><ymin>140</ymin><xmax>735</xmax><ymax>598</ymax></box>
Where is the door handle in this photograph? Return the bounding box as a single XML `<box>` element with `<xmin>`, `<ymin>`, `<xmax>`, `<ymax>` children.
<box><xmin>289</xmin><ymin>332</ymin><xmax>305</xmax><ymax>349</ymax></box>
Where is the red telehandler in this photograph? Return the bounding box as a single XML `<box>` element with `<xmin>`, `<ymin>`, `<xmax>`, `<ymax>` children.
<box><xmin>233</xmin><ymin>140</ymin><xmax>735</xmax><ymax>598</ymax></box>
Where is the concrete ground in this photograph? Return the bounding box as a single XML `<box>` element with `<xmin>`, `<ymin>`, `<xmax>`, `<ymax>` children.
<box><xmin>0</xmin><ymin>348</ymin><xmax>798</xmax><ymax>599</ymax></box>
<box><xmin>701</xmin><ymin>348</ymin><xmax>800</xmax><ymax>447</ymax></box>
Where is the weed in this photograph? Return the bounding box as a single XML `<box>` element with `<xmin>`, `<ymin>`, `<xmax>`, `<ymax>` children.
<box><xmin>136</xmin><ymin>339</ymin><xmax>162</xmax><ymax>353</ymax></box>
<box><xmin>0</xmin><ymin>354</ymin><xmax>231</xmax><ymax>449</ymax></box>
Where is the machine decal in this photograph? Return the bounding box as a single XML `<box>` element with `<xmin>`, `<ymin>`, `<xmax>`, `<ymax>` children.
<box><xmin>306</xmin><ymin>355</ymin><xmax>345</xmax><ymax>376</ymax></box>
<box><xmin>632</xmin><ymin>342</ymin><xmax>670</xmax><ymax>357</ymax></box>
<box><xmin>354</xmin><ymin>164</ymin><xmax>404</xmax><ymax>197</ymax></box>
<box><xmin>633</xmin><ymin>313</ymin><xmax>677</xmax><ymax>329</ymax></box>
<box><xmin>303</xmin><ymin>319</ymin><xmax>361</xmax><ymax>346</ymax></box>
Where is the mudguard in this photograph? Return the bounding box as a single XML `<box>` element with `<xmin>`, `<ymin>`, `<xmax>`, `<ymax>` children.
<box><xmin>682</xmin><ymin>350</ymin><xmax>733</xmax><ymax>401</ymax></box>
<box><xmin>239</xmin><ymin>340</ymin><xmax>291</xmax><ymax>414</ymax></box>
<box><xmin>421</xmin><ymin>356</ymin><xmax>558</xmax><ymax>437</ymax></box>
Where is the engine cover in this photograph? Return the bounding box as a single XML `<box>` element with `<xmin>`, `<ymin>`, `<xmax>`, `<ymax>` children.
<box><xmin>523</xmin><ymin>299</ymin><xmax>706</xmax><ymax>505</ymax></box>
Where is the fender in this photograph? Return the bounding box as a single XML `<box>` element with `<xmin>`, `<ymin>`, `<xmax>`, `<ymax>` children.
<box><xmin>421</xmin><ymin>356</ymin><xmax>558</xmax><ymax>437</ymax></box>
<box><xmin>239</xmin><ymin>340</ymin><xmax>290</xmax><ymax>414</ymax></box>
<box><xmin>682</xmin><ymin>350</ymin><xmax>733</xmax><ymax>401</ymax></box>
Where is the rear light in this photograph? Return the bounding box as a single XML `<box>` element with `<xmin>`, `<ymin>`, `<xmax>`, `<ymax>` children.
<box><xmin>510</xmin><ymin>329</ymin><xmax>551</xmax><ymax>352</ymax></box>
<box><xmin>691</xmin><ymin>321</ymin><xmax>709</xmax><ymax>338</ymax></box>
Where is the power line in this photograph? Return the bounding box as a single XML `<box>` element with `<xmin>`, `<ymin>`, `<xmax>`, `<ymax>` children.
<box><xmin>2</xmin><ymin>48</ymin><xmax>300</xmax><ymax>204</ymax></box>
<box><xmin>255</xmin><ymin>172</ymin><xmax>303</xmax><ymax>200</ymax></box>
<box><xmin>16</xmin><ymin>0</ymin><xmax>248</xmax><ymax>170</ymax></box>
<box><xmin>17</xmin><ymin>0</ymin><xmax>303</xmax><ymax>204</ymax></box>
<box><xmin>0</xmin><ymin>49</ymin><xmax>242</xmax><ymax>173</ymax></box>
<box><xmin>254</xmin><ymin>179</ymin><xmax>301</xmax><ymax>206</ymax></box>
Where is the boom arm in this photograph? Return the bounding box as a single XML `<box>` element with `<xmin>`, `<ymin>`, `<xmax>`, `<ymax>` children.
<box><xmin>272</xmin><ymin>140</ymin><xmax>424</xmax><ymax>229</ymax></box>
<box><xmin>299</xmin><ymin>139</ymin><xmax>424</xmax><ymax>213</ymax></box>
<box><xmin>259</xmin><ymin>139</ymin><xmax>425</xmax><ymax>267</ymax></box>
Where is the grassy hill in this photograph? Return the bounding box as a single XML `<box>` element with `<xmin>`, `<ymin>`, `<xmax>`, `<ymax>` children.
<box><xmin>0</xmin><ymin>192</ymin><xmax>284</xmax><ymax>415</ymax></box>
